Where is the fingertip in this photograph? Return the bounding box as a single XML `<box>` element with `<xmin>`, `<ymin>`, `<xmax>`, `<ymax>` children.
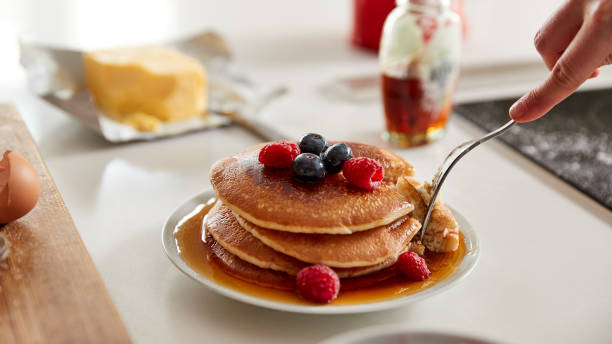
<box><xmin>509</xmin><ymin>97</ymin><xmax>529</xmax><ymax>122</ymax></box>
<box><xmin>509</xmin><ymin>94</ymin><xmax>544</xmax><ymax>123</ymax></box>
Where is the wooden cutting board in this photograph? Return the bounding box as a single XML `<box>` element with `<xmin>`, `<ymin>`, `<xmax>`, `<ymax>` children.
<box><xmin>0</xmin><ymin>104</ymin><xmax>131</xmax><ymax>343</ymax></box>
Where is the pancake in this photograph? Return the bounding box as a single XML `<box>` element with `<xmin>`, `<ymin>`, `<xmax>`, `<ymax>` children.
<box><xmin>206</xmin><ymin>232</ymin><xmax>295</xmax><ymax>290</ymax></box>
<box><xmin>396</xmin><ymin>177</ymin><xmax>427</xmax><ymax>223</ymax></box>
<box><xmin>234</xmin><ymin>207</ymin><xmax>421</xmax><ymax>268</ymax></box>
<box><xmin>397</xmin><ymin>176</ymin><xmax>460</xmax><ymax>252</ymax></box>
<box><xmin>210</xmin><ymin>142</ymin><xmax>415</xmax><ymax>234</ymax></box>
<box><xmin>205</xmin><ymin>201</ymin><xmax>398</xmax><ymax>277</ymax></box>
<box><xmin>206</xmin><ymin>232</ymin><xmax>399</xmax><ymax>291</ymax></box>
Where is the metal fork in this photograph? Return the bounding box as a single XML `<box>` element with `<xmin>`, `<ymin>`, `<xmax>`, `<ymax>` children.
<box><xmin>0</xmin><ymin>234</ymin><xmax>9</xmax><ymax>262</ymax></box>
<box><xmin>420</xmin><ymin>120</ymin><xmax>516</xmax><ymax>240</ymax></box>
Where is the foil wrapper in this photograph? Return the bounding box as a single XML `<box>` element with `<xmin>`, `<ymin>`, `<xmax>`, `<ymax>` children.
<box><xmin>19</xmin><ymin>31</ymin><xmax>285</xmax><ymax>142</ymax></box>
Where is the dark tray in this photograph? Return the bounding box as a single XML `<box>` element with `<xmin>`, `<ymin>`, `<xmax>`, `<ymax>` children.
<box><xmin>455</xmin><ymin>88</ymin><xmax>612</xmax><ymax>211</ymax></box>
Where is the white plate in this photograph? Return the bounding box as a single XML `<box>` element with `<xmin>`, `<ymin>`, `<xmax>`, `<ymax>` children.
<box><xmin>321</xmin><ymin>325</ymin><xmax>504</xmax><ymax>344</ymax></box>
<box><xmin>162</xmin><ymin>189</ymin><xmax>480</xmax><ymax>314</ymax></box>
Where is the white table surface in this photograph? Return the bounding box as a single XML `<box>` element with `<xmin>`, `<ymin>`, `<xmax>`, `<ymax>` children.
<box><xmin>1</xmin><ymin>1</ymin><xmax>612</xmax><ymax>343</ymax></box>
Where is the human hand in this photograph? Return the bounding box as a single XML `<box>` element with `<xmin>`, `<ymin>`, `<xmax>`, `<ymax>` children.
<box><xmin>509</xmin><ymin>0</ymin><xmax>612</xmax><ymax>122</ymax></box>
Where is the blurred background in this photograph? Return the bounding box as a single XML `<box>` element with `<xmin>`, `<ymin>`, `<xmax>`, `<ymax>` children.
<box><xmin>3</xmin><ymin>0</ymin><xmax>612</xmax><ymax>104</ymax></box>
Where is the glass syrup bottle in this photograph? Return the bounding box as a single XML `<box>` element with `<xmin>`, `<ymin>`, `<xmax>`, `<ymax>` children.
<box><xmin>379</xmin><ymin>0</ymin><xmax>462</xmax><ymax>147</ymax></box>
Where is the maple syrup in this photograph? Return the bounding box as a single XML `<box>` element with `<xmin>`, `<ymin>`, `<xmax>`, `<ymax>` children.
<box><xmin>381</xmin><ymin>74</ymin><xmax>452</xmax><ymax>147</ymax></box>
<box><xmin>174</xmin><ymin>201</ymin><xmax>467</xmax><ymax>306</ymax></box>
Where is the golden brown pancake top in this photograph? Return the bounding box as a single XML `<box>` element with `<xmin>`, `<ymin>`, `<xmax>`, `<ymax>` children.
<box><xmin>210</xmin><ymin>142</ymin><xmax>415</xmax><ymax>234</ymax></box>
<box><xmin>205</xmin><ymin>201</ymin><xmax>399</xmax><ymax>277</ymax></box>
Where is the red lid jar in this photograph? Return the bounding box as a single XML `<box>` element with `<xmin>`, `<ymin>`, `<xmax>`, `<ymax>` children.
<box><xmin>351</xmin><ymin>0</ymin><xmax>396</xmax><ymax>51</ymax></box>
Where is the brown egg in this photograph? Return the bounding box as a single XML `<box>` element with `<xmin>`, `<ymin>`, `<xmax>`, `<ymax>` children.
<box><xmin>0</xmin><ymin>150</ymin><xmax>41</xmax><ymax>224</ymax></box>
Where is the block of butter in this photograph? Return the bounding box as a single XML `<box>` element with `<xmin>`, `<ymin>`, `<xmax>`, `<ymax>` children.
<box><xmin>83</xmin><ymin>45</ymin><xmax>207</xmax><ymax>131</ymax></box>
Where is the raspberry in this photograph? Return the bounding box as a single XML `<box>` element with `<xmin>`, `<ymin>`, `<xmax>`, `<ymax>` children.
<box><xmin>342</xmin><ymin>157</ymin><xmax>384</xmax><ymax>190</ymax></box>
<box><xmin>397</xmin><ymin>251</ymin><xmax>431</xmax><ymax>281</ymax></box>
<box><xmin>296</xmin><ymin>264</ymin><xmax>340</xmax><ymax>303</ymax></box>
<box><xmin>258</xmin><ymin>141</ymin><xmax>300</xmax><ymax>168</ymax></box>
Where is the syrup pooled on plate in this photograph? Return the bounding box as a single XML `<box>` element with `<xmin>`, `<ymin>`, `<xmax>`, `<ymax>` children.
<box><xmin>174</xmin><ymin>199</ymin><xmax>467</xmax><ymax>306</ymax></box>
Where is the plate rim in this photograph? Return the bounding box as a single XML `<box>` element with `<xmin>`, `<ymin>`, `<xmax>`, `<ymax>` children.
<box><xmin>320</xmin><ymin>324</ymin><xmax>505</xmax><ymax>344</ymax></box>
<box><xmin>162</xmin><ymin>189</ymin><xmax>480</xmax><ymax>314</ymax></box>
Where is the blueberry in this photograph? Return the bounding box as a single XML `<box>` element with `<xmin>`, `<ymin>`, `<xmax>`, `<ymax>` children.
<box><xmin>298</xmin><ymin>133</ymin><xmax>328</xmax><ymax>155</ymax></box>
<box><xmin>321</xmin><ymin>143</ymin><xmax>353</xmax><ymax>174</ymax></box>
<box><xmin>292</xmin><ymin>153</ymin><xmax>326</xmax><ymax>182</ymax></box>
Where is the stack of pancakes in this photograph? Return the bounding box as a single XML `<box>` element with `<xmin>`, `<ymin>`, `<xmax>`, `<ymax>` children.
<box><xmin>206</xmin><ymin>142</ymin><xmax>459</xmax><ymax>290</ymax></box>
